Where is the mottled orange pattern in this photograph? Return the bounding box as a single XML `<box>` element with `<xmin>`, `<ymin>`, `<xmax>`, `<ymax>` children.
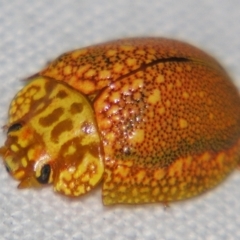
<box><xmin>1</xmin><ymin>38</ymin><xmax>240</xmax><ymax>205</ymax></box>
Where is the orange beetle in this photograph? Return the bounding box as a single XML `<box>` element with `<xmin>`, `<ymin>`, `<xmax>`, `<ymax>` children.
<box><xmin>1</xmin><ymin>38</ymin><xmax>240</xmax><ymax>205</ymax></box>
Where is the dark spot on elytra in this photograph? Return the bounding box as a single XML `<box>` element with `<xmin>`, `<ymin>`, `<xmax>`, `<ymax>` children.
<box><xmin>51</xmin><ymin>119</ymin><xmax>73</xmax><ymax>142</ymax></box>
<box><xmin>58</xmin><ymin>137</ymin><xmax>87</xmax><ymax>164</ymax></box>
<box><xmin>44</xmin><ymin>80</ymin><xmax>55</xmax><ymax>94</ymax></box>
<box><xmin>70</xmin><ymin>102</ymin><xmax>83</xmax><ymax>115</ymax></box>
<box><xmin>88</xmin><ymin>142</ymin><xmax>101</xmax><ymax>158</ymax></box>
<box><xmin>39</xmin><ymin>108</ymin><xmax>64</xmax><ymax>127</ymax></box>
<box><xmin>56</xmin><ymin>90</ymin><xmax>68</xmax><ymax>99</ymax></box>
<box><xmin>58</xmin><ymin>137</ymin><xmax>101</xmax><ymax>165</ymax></box>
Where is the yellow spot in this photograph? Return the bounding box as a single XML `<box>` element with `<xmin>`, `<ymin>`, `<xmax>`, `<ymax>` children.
<box><xmin>165</xmin><ymin>100</ymin><xmax>171</xmax><ymax>107</ymax></box>
<box><xmin>76</xmin><ymin>64</ymin><xmax>91</xmax><ymax>76</ymax></box>
<box><xmin>99</xmin><ymin>70</ymin><xmax>111</xmax><ymax>79</ymax></box>
<box><xmin>54</xmin><ymin>173</ymin><xmax>71</xmax><ymax>194</ymax></box>
<box><xmin>171</xmin><ymin>186</ymin><xmax>177</xmax><ymax>195</ymax></box>
<box><xmin>85</xmin><ymin>69</ymin><xmax>96</xmax><ymax>77</ymax></box>
<box><xmin>176</xmin><ymin>66</ymin><xmax>182</xmax><ymax>72</ymax></box>
<box><xmin>16</xmin><ymin>97</ymin><xmax>24</xmax><ymax>104</ymax></box>
<box><xmin>180</xmin><ymin>182</ymin><xmax>187</xmax><ymax>190</ymax></box>
<box><xmin>136</xmin><ymin>170</ymin><xmax>146</xmax><ymax>184</ymax></box>
<box><xmin>98</xmin><ymin>117</ymin><xmax>112</xmax><ymax>129</ymax></box>
<box><xmin>114</xmin><ymin>176</ymin><xmax>121</xmax><ymax>183</ymax></box>
<box><xmin>152</xmin><ymin>187</ymin><xmax>160</xmax><ymax>196</ymax></box>
<box><xmin>109</xmin><ymin>91</ymin><xmax>121</xmax><ymax>103</ymax></box>
<box><xmin>62</xmin><ymin>170</ymin><xmax>72</xmax><ymax>181</ymax></box>
<box><xmin>182</xmin><ymin>92</ymin><xmax>189</xmax><ymax>99</ymax></box>
<box><xmin>15</xmin><ymin>170</ymin><xmax>25</xmax><ymax>179</ymax></box>
<box><xmin>154</xmin><ymin>169</ymin><xmax>165</xmax><ymax>181</ymax></box>
<box><xmin>71</xmin><ymin>49</ymin><xmax>87</xmax><ymax>59</ymax></box>
<box><xmin>136</xmin><ymin>49</ymin><xmax>146</xmax><ymax>55</ymax></box>
<box><xmin>69</xmin><ymin>182</ymin><xmax>75</xmax><ymax>189</ymax></box>
<box><xmin>158</xmin><ymin>106</ymin><xmax>165</xmax><ymax>115</ymax></box>
<box><xmin>216</xmin><ymin>153</ymin><xmax>225</xmax><ymax>166</ymax></box>
<box><xmin>132</xmin><ymin>78</ymin><xmax>143</xmax><ymax>90</ymax></box>
<box><xmin>143</xmin><ymin>177</ymin><xmax>150</xmax><ymax>185</ymax></box>
<box><xmin>132</xmin><ymin>187</ymin><xmax>138</xmax><ymax>197</ymax></box>
<box><xmin>130</xmin><ymin>129</ymin><xmax>144</xmax><ymax>144</ymax></box>
<box><xmin>179</xmin><ymin>118</ymin><xmax>188</xmax><ymax>128</ymax></box>
<box><xmin>82</xmin><ymin>173</ymin><xmax>90</xmax><ymax>182</ymax></box>
<box><xmin>207</xmin><ymin>99</ymin><xmax>213</xmax><ymax>105</ymax></box>
<box><xmin>120</xmin><ymin>45</ymin><xmax>134</xmax><ymax>51</ymax></box>
<box><xmin>209</xmin><ymin>113</ymin><xmax>214</xmax><ymax>120</ymax></box>
<box><xmin>197</xmin><ymin>186</ymin><xmax>203</xmax><ymax>193</ymax></box>
<box><xmin>160</xmin><ymin>141</ymin><xmax>166</xmax><ymax>147</ymax></box>
<box><xmin>173</xmin><ymin>159</ymin><xmax>183</xmax><ymax>173</ymax></box>
<box><xmin>147</xmin><ymin>89</ymin><xmax>161</xmax><ymax>104</ymax></box>
<box><xmin>158</xmin><ymin>195</ymin><xmax>164</xmax><ymax>201</ymax></box>
<box><xmin>66</xmin><ymin>145</ymin><xmax>76</xmax><ymax>155</ymax></box>
<box><xmin>63</xmin><ymin>65</ymin><xmax>72</xmax><ymax>75</ymax></box>
<box><xmin>156</xmin><ymin>75</ymin><xmax>165</xmax><ymax>83</ymax></box>
<box><xmin>169</xmin><ymin>177</ymin><xmax>176</xmax><ymax>186</ymax></box>
<box><xmin>110</xmin><ymin>192</ymin><xmax>116</xmax><ymax>199</ymax></box>
<box><xmin>186</xmin><ymin>65</ymin><xmax>192</xmax><ymax>71</ymax></box>
<box><xmin>9</xmin><ymin>105</ymin><xmax>17</xmax><ymax>115</ymax></box>
<box><xmin>25</xmin><ymin>98</ymin><xmax>31</xmax><ymax>104</ymax></box>
<box><xmin>133</xmin><ymin>92</ymin><xmax>142</xmax><ymax>101</ymax></box>
<box><xmin>105</xmin><ymin>132</ymin><xmax>116</xmax><ymax>143</ymax></box>
<box><xmin>10</xmin><ymin>144</ymin><xmax>19</xmax><ymax>152</ymax></box>
<box><xmin>118</xmin><ymin>186</ymin><xmax>127</xmax><ymax>192</ymax></box>
<box><xmin>27</xmin><ymin>148</ymin><xmax>35</xmax><ymax>161</ymax></box>
<box><xmin>201</xmin><ymin>152</ymin><xmax>211</xmax><ymax>161</ymax></box>
<box><xmin>106</xmin><ymin>49</ymin><xmax>117</xmax><ymax>56</ymax></box>
<box><xmin>21</xmin><ymin>157</ymin><xmax>28</xmax><ymax>168</ymax></box>
<box><xmin>140</xmin><ymin>187</ymin><xmax>149</xmax><ymax>193</ymax></box>
<box><xmin>64</xmin><ymin>188</ymin><xmax>71</xmax><ymax>196</ymax></box>
<box><xmin>176</xmin><ymin>79</ymin><xmax>182</xmax><ymax>87</ymax></box>
<box><xmin>136</xmin><ymin>71</ymin><xmax>144</xmax><ymax>78</ymax></box>
<box><xmin>166</xmin><ymin>70</ymin><xmax>172</xmax><ymax>76</ymax></box>
<box><xmin>158</xmin><ymin>63</ymin><xmax>164</xmax><ymax>70</ymax></box>
<box><xmin>81</xmin><ymin>80</ymin><xmax>95</xmax><ymax>93</ymax></box>
<box><xmin>199</xmin><ymin>91</ymin><xmax>205</xmax><ymax>98</ymax></box>
<box><xmin>167</xmin><ymin>83</ymin><xmax>173</xmax><ymax>91</ymax></box>
<box><xmin>69</xmin><ymin>75</ymin><xmax>77</xmax><ymax>83</ymax></box>
<box><xmin>163</xmin><ymin>187</ymin><xmax>169</xmax><ymax>193</ymax></box>
<box><xmin>36</xmin><ymin>102</ymin><xmax>45</xmax><ymax>112</ymax></box>
<box><xmin>120</xmin><ymin>195</ymin><xmax>127</xmax><ymax>202</ymax></box>
<box><xmin>126</xmin><ymin>58</ymin><xmax>136</xmax><ymax>67</ymax></box>
<box><xmin>122</xmin><ymin>84</ymin><xmax>131</xmax><ymax>95</ymax></box>
<box><xmin>160</xmin><ymin>179</ymin><xmax>167</xmax><ymax>187</ymax></box>
<box><xmin>114</xmin><ymin>165</ymin><xmax>130</xmax><ymax>178</ymax></box>
<box><xmin>113</xmin><ymin>62</ymin><xmax>124</xmax><ymax>73</ymax></box>
<box><xmin>185</xmin><ymin>155</ymin><xmax>193</xmax><ymax>167</ymax></box>
<box><xmin>108</xmin><ymin>105</ymin><xmax>119</xmax><ymax>115</ymax></box>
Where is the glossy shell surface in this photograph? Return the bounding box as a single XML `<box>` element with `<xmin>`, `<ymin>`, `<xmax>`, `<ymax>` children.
<box><xmin>1</xmin><ymin>38</ymin><xmax>240</xmax><ymax>205</ymax></box>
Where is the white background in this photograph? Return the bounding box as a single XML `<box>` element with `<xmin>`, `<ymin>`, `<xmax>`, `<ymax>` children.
<box><xmin>0</xmin><ymin>1</ymin><xmax>240</xmax><ymax>239</ymax></box>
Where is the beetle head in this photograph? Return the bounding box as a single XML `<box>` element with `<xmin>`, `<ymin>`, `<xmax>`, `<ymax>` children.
<box><xmin>0</xmin><ymin>76</ymin><xmax>104</xmax><ymax>196</ymax></box>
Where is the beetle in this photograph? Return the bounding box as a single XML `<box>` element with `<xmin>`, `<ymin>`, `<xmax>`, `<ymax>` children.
<box><xmin>1</xmin><ymin>37</ymin><xmax>240</xmax><ymax>205</ymax></box>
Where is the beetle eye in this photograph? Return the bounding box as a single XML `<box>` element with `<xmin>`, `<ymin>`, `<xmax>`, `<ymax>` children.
<box><xmin>37</xmin><ymin>164</ymin><xmax>51</xmax><ymax>184</ymax></box>
<box><xmin>7</xmin><ymin>123</ymin><xmax>23</xmax><ymax>133</ymax></box>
